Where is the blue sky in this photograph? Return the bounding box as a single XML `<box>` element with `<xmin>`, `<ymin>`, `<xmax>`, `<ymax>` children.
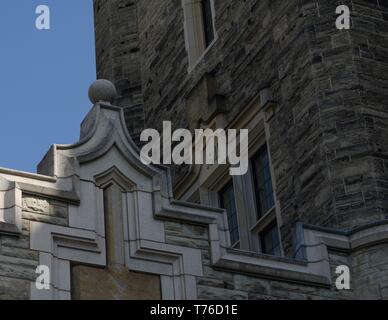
<box><xmin>0</xmin><ymin>0</ymin><xmax>96</xmax><ymax>173</ymax></box>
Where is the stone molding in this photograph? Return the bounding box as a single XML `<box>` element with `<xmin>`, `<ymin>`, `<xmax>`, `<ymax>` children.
<box><xmin>0</xmin><ymin>176</ymin><xmax>22</xmax><ymax>235</ymax></box>
<box><xmin>29</xmin><ymin>221</ymin><xmax>105</xmax><ymax>300</ymax></box>
<box><xmin>28</xmin><ymin>102</ymin><xmax>204</xmax><ymax>300</ymax></box>
<box><xmin>2</xmin><ymin>101</ymin><xmax>388</xmax><ymax>299</ymax></box>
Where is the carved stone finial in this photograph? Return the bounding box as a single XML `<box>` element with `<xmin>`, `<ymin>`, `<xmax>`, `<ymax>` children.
<box><xmin>88</xmin><ymin>79</ymin><xmax>118</xmax><ymax>104</ymax></box>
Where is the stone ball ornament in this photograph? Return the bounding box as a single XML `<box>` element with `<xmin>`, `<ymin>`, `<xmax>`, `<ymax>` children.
<box><xmin>88</xmin><ymin>79</ymin><xmax>118</xmax><ymax>104</ymax></box>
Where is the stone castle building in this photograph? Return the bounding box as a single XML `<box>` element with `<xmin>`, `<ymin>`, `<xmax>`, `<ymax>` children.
<box><xmin>0</xmin><ymin>0</ymin><xmax>387</xmax><ymax>300</ymax></box>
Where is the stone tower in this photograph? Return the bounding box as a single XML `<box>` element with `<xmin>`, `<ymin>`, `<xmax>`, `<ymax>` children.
<box><xmin>93</xmin><ymin>0</ymin><xmax>144</xmax><ymax>143</ymax></box>
<box><xmin>93</xmin><ymin>0</ymin><xmax>388</xmax><ymax>259</ymax></box>
<box><xmin>2</xmin><ymin>0</ymin><xmax>388</xmax><ymax>301</ymax></box>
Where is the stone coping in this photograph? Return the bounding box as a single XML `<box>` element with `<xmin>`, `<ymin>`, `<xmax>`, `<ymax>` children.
<box><xmin>0</xmin><ymin>167</ymin><xmax>56</xmax><ymax>183</ymax></box>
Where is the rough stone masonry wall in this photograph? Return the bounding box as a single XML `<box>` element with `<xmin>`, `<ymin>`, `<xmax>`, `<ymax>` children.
<box><xmin>135</xmin><ymin>0</ymin><xmax>324</xmax><ymax>252</ymax></box>
<box><xmin>0</xmin><ymin>195</ymin><xmax>68</xmax><ymax>300</ymax></box>
<box><xmin>351</xmin><ymin>243</ymin><xmax>388</xmax><ymax>299</ymax></box>
<box><xmin>315</xmin><ymin>0</ymin><xmax>388</xmax><ymax>228</ymax></box>
<box><xmin>278</xmin><ymin>0</ymin><xmax>388</xmax><ymax>250</ymax></box>
<box><xmin>93</xmin><ymin>0</ymin><xmax>388</xmax><ymax>255</ymax></box>
<box><xmin>129</xmin><ymin>0</ymin><xmax>388</xmax><ymax>256</ymax></box>
<box><xmin>93</xmin><ymin>0</ymin><xmax>145</xmax><ymax>144</ymax></box>
<box><xmin>268</xmin><ymin>0</ymin><xmax>388</xmax><ymax>254</ymax></box>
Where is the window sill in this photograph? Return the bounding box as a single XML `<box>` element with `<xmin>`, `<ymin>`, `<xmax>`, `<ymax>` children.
<box><xmin>231</xmin><ymin>240</ymin><xmax>240</xmax><ymax>249</ymax></box>
<box><xmin>187</xmin><ymin>35</ymin><xmax>218</xmax><ymax>74</ymax></box>
<box><xmin>250</xmin><ymin>206</ymin><xmax>276</xmax><ymax>234</ymax></box>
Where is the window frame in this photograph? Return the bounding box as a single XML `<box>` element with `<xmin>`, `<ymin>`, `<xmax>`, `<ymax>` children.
<box><xmin>201</xmin><ymin>0</ymin><xmax>215</xmax><ymax>47</ymax></box>
<box><xmin>218</xmin><ymin>180</ymin><xmax>240</xmax><ymax>248</ymax></box>
<box><xmin>248</xmin><ymin>141</ymin><xmax>281</xmax><ymax>255</ymax></box>
<box><xmin>259</xmin><ymin>220</ymin><xmax>282</xmax><ymax>257</ymax></box>
<box><xmin>251</xmin><ymin>143</ymin><xmax>276</xmax><ymax>219</ymax></box>
<box><xmin>181</xmin><ymin>98</ymin><xmax>283</xmax><ymax>256</ymax></box>
<box><xmin>182</xmin><ymin>0</ymin><xmax>218</xmax><ymax>71</ymax></box>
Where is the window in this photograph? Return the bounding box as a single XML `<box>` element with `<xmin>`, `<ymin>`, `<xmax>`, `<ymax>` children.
<box><xmin>260</xmin><ymin>222</ymin><xmax>281</xmax><ymax>256</ymax></box>
<box><xmin>251</xmin><ymin>144</ymin><xmax>275</xmax><ymax>218</ymax></box>
<box><xmin>189</xmin><ymin>99</ymin><xmax>282</xmax><ymax>256</ymax></box>
<box><xmin>219</xmin><ymin>182</ymin><xmax>240</xmax><ymax>247</ymax></box>
<box><xmin>250</xmin><ymin>143</ymin><xmax>281</xmax><ymax>256</ymax></box>
<box><xmin>201</xmin><ymin>0</ymin><xmax>215</xmax><ymax>47</ymax></box>
<box><xmin>182</xmin><ymin>0</ymin><xmax>216</xmax><ymax>69</ymax></box>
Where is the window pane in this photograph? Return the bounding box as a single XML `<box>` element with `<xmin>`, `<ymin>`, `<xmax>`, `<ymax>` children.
<box><xmin>219</xmin><ymin>182</ymin><xmax>239</xmax><ymax>246</ymax></box>
<box><xmin>260</xmin><ymin>223</ymin><xmax>281</xmax><ymax>256</ymax></box>
<box><xmin>252</xmin><ymin>144</ymin><xmax>275</xmax><ymax>218</ymax></box>
<box><xmin>201</xmin><ymin>0</ymin><xmax>215</xmax><ymax>47</ymax></box>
